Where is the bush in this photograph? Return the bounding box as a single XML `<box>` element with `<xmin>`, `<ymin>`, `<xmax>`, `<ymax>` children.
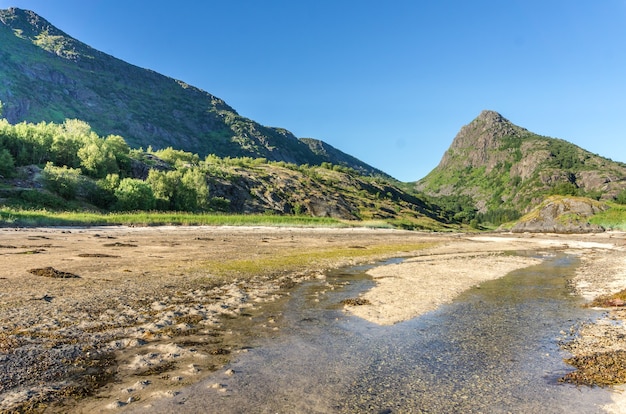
<box><xmin>16</xmin><ymin>189</ymin><xmax>68</xmax><ymax>209</ymax></box>
<box><xmin>0</xmin><ymin>148</ymin><xmax>15</xmax><ymax>177</ymax></box>
<box><xmin>550</xmin><ymin>182</ymin><xmax>579</xmax><ymax>196</ymax></box>
<box><xmin>616</xmin><ymin>190</ymin><xmax>626</xmax><ymax>205</ymax></box>
<box><xmin>208</xmin><ymin>196</ymin><xmax>231</xmax><ymax>212</ymax></box>
<box><xmin>147</xmin><ymin>168</ymin><xmax>209</xmax><ymax>211</ymax></box>
<box><xmin>114</xmin><ymin>178</ymin><xmax>156</xmax><ymax>211</ymax></box>
<box><xmin>42</xmin><ymin>162</ymin><xmax>82</xmax><ymax>200</ymax></box>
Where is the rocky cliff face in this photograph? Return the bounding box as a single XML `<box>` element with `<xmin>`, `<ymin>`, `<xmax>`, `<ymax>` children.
<box><xmin>0</xmin><ymin>8</ymin><xmax>383</xmax><ymax>176</ymax></box>
<box><xmin>416</xmin><ymin>110</ymin><xmax>626</xmax><ymax>214</ymax></box>
<box><xmin>437</xmin><ymin>110</ymin><xmax>529</xmax><ymax>172</ymax></box>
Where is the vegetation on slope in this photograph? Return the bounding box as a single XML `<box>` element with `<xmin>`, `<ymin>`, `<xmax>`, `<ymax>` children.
<box><xmin>589</xmin><ymin>201</ymin><xmax>626</xmax><ymax>231</ymax></box>
<box><xmin>508</xmin><ymin>195</ymin><xmax>608</xmax><ymax>233</ymax></box>
<box><xmin>0</xmin><ymin>8</ymin><xmax>384</xmax><ymax>176</ymax></box>
<box><xmin>0</xmin><ymin>114</ymin><xmax>453</xmax><ymax>230</ymax></box>
<box><xmin>416</xmin><ymin>111</ymin><xmax>626</xmax><ymax>228</ymax></box>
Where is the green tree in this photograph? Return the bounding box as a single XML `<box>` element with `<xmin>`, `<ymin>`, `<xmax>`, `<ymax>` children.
<box><xmin>180</xmin><ymin>168</ymin><xmax>209</xmax><ymax>211</ymax></box>
<box><xmin>104</xmin><ymin>135</ymin><xmax>131</xmax><ymax>173</ymax></box>
<box><xmin>62</xmin><ymin>119</ymin><xmax>95</xmax><ymax>140</ymax></box>
<box><xmin>0</xmin><ymin>148</ymin><xmax>15</xmax><ymax>177</ymax></box>
<box><xmin>146</xmin><ymin>169</ymin><xmax>182</xmax><ymax>210</ymax></box>
<box><xmin>77</xmin><ymin>134</ymin><xmax>131</xmax><ymax>178</ymax></box>
<box><xmin>51</xmin><ymin>134</ymin><xmax>82</xmax><ymax>168</ymax></box>
<box><xmin>42</xmin><ymin>162</ymin><xmax>82</xmax><ymax>200</ymax></box>
<box><xmin>51</xmin><ymin>119</ymin><xmax>97</xmax><ymax>168</ymax></box>
<box><xmin>114</xmin><ymin>178</ymin><xmax>156</xmax><ymax>211</ymax></box>
<box><xmin>86</xmin><ymin>174</ymin><xmax>120</xmax><ymax>209</ymax></box>
<box><xmin>146</xmin><ymin>168</ymin><xmax>209</xmax><ymax>211</ymax></box>
<box><xmin>78</xmin><ymin>138</ymin><xmax>117</xmax><ymax>178</ymax></box>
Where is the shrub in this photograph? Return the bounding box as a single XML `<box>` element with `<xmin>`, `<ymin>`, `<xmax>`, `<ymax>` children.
<box><xmin>114</xmin><ymin>178</ymin><xmax>156</xmax><ymax>211</ymax></box>
<box><xmin>42</xmin><ymin>162</ymin><xmax>82</xmax><ymax>200</ymax></box>
<box><xmin>16</xmin><ymin>189</ymin><xmax>68</xmax><ymax>209</ymax></box>
<box><xmin>550</xmin><ymin>182</ymin><xmax>579</xmax><ymax>196</ymax></box>
<box><xmin>0</xmin><ymin>148</ymin><xmax>15</xmax><ymax>177</ymax></box>
<box><xmin>208</xmin><ymin>196</ymin><xmax>231</xmax><ymax>212</ymax></box>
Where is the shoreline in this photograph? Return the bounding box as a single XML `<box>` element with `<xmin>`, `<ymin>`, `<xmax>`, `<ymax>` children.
<box><xmin>344</xmin><ymin>231</ymin><xmax>626</xmax><ymax>413</ymax></box>
<box><xmin>345</xmin><ymin>233</ymin><xmax>623</xmax><ymax>325</ymax></box>
<box><xmin>347</xmin><ymin>251</ymin><xmax>542</xmax><ymax>325</ymax></box>
<box><xmin>1</xmin><ymin>227</ymin><xmax>625</xmax><ymax>412</ymax></box>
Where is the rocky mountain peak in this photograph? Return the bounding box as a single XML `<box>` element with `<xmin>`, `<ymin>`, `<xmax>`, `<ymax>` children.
<box><xmin>476</xmin><ymin>109</ymin><xmax>507</xmax><ymax>124</ymax></box>
<box><xmin>417</xmin><ymin>109</ymin><xmax>626</xmax><ymax>217</ymax></box>
<box><xmin>437</xmin><ymin>110</ymin><xmax>526</xmax><ymax>170</ymax></box>
<box><xmin>1</xmin><ymin>8</ymin><xmax>55</xmax><ymax>38</ymax></box>
<box><xmin>1</xmin><ymin>7</ymin><xmax>98</xmax><ymax>62</ymax></box>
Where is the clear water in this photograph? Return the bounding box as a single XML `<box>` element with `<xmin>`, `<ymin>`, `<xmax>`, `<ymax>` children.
<box><xmin>141</xmin><ymin>253</ymin><xmax>612</xmax><ymax>413</ymax></box>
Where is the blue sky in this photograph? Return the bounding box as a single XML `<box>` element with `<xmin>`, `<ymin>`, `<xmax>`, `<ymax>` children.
<box><xmin>2</xmin><ymin>1</ymin><xmax>625</xmax><ymax>181</ymax></box>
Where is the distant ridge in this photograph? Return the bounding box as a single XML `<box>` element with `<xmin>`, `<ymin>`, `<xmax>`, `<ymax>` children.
<box><xmin>0</xmin><ymin>7</ymin><xmax>387</xmax><ymax>177</ymax></box>
<box><xmin>416</xmin><ymin>110</ymin><xmax>626</xmax><ymax>215</ymax></box>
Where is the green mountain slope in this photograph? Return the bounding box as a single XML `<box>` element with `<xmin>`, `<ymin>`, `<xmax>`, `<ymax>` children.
<box><xmin>0</xmin><ymin>104</ymin><xmax>449</xmax><ymax>229</ymax></box>
<box><xmin>415</xmin><ymin>110</ymin><xmax>626</xmax><ymax>221</ymax></box>
<box><xmin>0</xmin><ymin>8</ymin><xmax>384</xmax><ymax>176</ymax></box>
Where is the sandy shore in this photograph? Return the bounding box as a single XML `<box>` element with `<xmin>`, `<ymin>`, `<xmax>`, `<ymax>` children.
<box><xmin>1</xmin><ymin>227</ymin><xmax>625</xmax><ymax>412</ymax></box>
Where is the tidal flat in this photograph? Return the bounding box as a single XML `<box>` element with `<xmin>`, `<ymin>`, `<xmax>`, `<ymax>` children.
<box><xmin>0</xmin><ymin>227</ymin><xmax>625</xmax><ymax>412</ymax></box>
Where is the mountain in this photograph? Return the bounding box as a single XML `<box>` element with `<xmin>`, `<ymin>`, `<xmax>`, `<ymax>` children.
<box><xmin>0</xmin><ymin>8</ymin><xmax>386</xmax><ymax>176</ymax></box>
<box><xmin>415</xmin><ymin>110</ymin><xmax>626</xmax><ymax>218</ymax></box>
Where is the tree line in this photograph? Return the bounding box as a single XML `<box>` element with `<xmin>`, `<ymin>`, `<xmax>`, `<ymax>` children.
<box><xmin>0</xmin><ymin>115</ymin><xmax>230</xmax><ymax>212</ymax></box>
<box><xmin>0</xmin><ymin>113</ymin><xmax>369</xmax><ymax>214</ymax></box>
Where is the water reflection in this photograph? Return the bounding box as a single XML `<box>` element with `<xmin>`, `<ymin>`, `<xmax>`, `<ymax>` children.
<box><xmin>145</xmin><ymin>253</ymin><xmax>612</xmax><ymax>413</ymax></box>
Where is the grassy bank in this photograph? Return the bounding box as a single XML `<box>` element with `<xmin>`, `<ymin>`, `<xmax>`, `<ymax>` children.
<box><xmin>0</xmin><ymin>208</ymin><xmax>396</xmax><ymax>228</ymax></box>
<box><xmin>0</xmin><ymin>208</ymin><xmax>463</xmax><ymax>231</ymax></box>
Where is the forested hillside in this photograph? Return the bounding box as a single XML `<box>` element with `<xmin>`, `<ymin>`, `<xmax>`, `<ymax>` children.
<box><xmin>0</xmin><ymin>115</ymin><xmax>448</xmax><ymax>229</ymax></box>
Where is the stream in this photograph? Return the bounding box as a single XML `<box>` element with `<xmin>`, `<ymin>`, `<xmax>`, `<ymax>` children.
<box><xmin>141</xmin><ymin>252</ymin><xmax>613</xmax><ymax>413</ymax></box>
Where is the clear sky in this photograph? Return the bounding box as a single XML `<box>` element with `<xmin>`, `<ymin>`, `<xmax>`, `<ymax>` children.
<box><xmin>2</xmin><ymin>1</ymin><xmax>625</xmax><ymax>181</ymax></box>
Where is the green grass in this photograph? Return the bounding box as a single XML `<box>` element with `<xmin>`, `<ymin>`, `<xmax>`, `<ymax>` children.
<box><xmin>0</xmin><ymin>208</ymin><xmax>455</xmax><ymax>230</ymax></box>
<box><xmin>0</xmin><ymin>209</ymin><xmax>349</xmax><ymax>227</ymax></box>
<box><xmin>589</xmin><ymin>203</ymin><xmax>626</xmax><ymax>230</ymax></box>
<box><xmin>196</xmin><ymin>242</ymin><xmax>436</xmax><ymax>280</ymax></box>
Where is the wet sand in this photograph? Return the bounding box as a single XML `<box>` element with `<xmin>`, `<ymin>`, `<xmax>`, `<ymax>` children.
<box><xmin>0</xmin><ymin>227</ymin><xmax>625</xmax><ymax>412</ymax></box>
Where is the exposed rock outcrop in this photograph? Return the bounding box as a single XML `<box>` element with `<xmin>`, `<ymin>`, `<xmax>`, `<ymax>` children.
<box><xmin>511</xmin><ymin>196</ymin><xmax>607</xmax><ymax>233</ymax></box>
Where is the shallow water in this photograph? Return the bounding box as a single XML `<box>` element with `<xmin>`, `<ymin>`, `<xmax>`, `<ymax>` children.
<box><xmin>142</xmin><ymin>253</ymin><xmax>612</xmax><ymax>413</ymax></box>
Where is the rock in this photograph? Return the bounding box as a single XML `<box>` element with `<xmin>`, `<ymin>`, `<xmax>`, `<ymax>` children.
<box><xmin>28</xmin><ymin>267</ymin><xmax>80</xmax><ymax>278</ymax></box>
<box><xmin>129</xmin><ymin>154</ymin><xmax>173</xmax><ymax>180</ymax></box>
<box><xmin>607</xmin><ymin>298</ymin><xmax>626</xmax><ymax>307</ymax></box>
<box><xmin>511</xmin><ymin>196</ymin><xmax>607</xmax><ymax>234</ymax></box>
